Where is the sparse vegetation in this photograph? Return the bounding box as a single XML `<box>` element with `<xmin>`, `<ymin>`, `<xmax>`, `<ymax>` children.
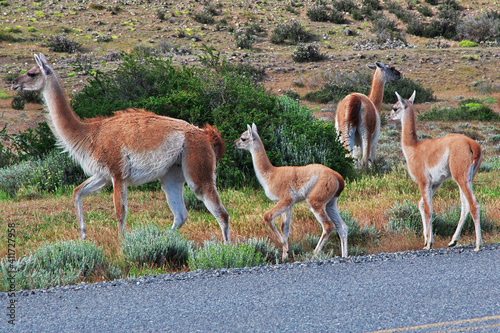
<box><xmin>270</xmin><ymin>20</ymin><xmax>313</xmax><ymax>45</ymax></box>
<box><xmin>47</xmin><ymin>33</ymin><xmax>81</xmax><ymax>53</ymax></box>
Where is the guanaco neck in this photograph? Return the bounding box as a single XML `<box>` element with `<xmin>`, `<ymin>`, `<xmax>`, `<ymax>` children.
<box><xmin>250</xmin><ymin>136</ymin><xmax>275</xmax><ymax>183</ymax></box>
<box><xmin>43</xmin><ymin>74</ymin><xmax>86</xmax><ymax>143</ymax></box>
<box><xmin>400</xmin><ymin>105</ymin><xmax>419</xmax><ymax>148</ymax></box>
<box><xmin>368</xmin><ymin>68</ymin><xmax>385</xmax><ymax>112</ymax></box>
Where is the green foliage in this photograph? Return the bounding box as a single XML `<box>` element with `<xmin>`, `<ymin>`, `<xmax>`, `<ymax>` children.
<box><xmin>235</xmin><ymin>27</ymin><xmax>256</xmax><ymax>49</ymax></box>
<box><xmin>70</xmin><ymin>52</ymin><xmax>353</xmax><ymax>188</ymax></box>
<box><xmin>0</xmin><ymin>122</ymin><xmax>56</xmax><ymax>168</ymax></box>
<box><xmin>270</xmin><ymin>20</ymin><xmax>313</xmax><ymax>45</ymax></box>
<box><xmin>331</xmin><ymin>0</ymin><xmax>358</xmax><ymax>13</ymax></box>
<box><xmin>418</xmin><ymin>99</ymin><xmax>500</xmax><ymax>121</ymax></box>
<box><xmin>457</xmin><ymin>11</ymin><xmax>500</xmax><ymax>43</ymax></box>
<box><xmin>306</xmin><ymin>5</ymin><xmax>344</xmax><ymax>24</ymax></box>
<box><xmin>386</xmin><ymin>201</ymin><xmax>422</xmax><ymax>234</ymax></box>
<box><xmin>47</xmin><ymin>33</ymin><xmax>81</xmax><ymax>53</ymax></box>
<box><xmin>188</xmin><ymin>241</ymin><xmax>265</xmax><ymax>270</ymax></box>
<box><xmin>1</xmin><ymin>240</ymin><xmax>107</xmax><ymax>291</ymax></box>
<box><xmin>417</xmin><ymin>4</ymin><xmax>434</xmax><ymax>17</ymax></box>
<box><xmin>384</xmin><ymin>77</ymin><xmax>435</xmax><ymax>104</ymax></box>
<box><xmin>292</xmin><ymin>43</ymin><xmax>324</xmax><ymax>63</ymax></box>
<box><xmin>0</xmin><ymin>149</ymin><xmax>85</xmax><ymax>198</ymax></box>
<box><xmin>386</xmin><ymin>201</ymin><xmax>496</xmax><ymax>238</ymax></box>
<box><xmin>121</xmin><ymin>226</ymin><xmax>192</xmax><ymax>268</ymax></box>
<box><xmin>304</xmin><ymin>70</ymin><xmax>434</xmax><ymax>105</ymax></box>
<box><xmin>458</xmin><ymin>40</ymin><xmax>479</xmax><ymax>47</ymax></box>
<box><xmin>245</xmin><ymin>238</ymin><xmax>280</xmax><ymax>265</ymax></box>
<box><xmin>193</xmin><ymin>9</ymin><xmax>215</xmax><ymax>24</ymax></box>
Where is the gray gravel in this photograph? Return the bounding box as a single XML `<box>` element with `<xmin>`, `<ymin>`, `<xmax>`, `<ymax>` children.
<box><xmin>1</xmin><ymin>243</ymin><xmax>499</xmax><ymax>332</ymax></box>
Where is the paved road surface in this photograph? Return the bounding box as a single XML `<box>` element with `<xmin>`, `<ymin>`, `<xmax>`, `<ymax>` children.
<box><xmin>2</xmin><ymin>244</ymin><xmax>499</xmax><ymax>332</ymax></box>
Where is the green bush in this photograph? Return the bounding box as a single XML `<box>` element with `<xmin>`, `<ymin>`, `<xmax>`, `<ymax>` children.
<box><xmin>121</xmin><ymin>226</ymin><xmax>192</xmax><ymax>267</ymax></box>
<box><xmin>270</xmin><ymin>20</ymin><xmax>313</xmax><ymax>45</ymax></box>
<box><xmin>235</xmin><ymin>27</ymin><xmax>255</xmax><ymax>49</ymax></box>
<box><xmin>193</xmin><ymin>9</ymin><xmax>215</xmax><ymax>24</ymax></box>
<box><xmin>457</xmin><ymin>12</ymin><xmax>500</xmax><ymax>43</ymax></box>
<box><xmin>1</xmin><ymin>240</ymin><xmax>107</xmax><ymax>291</ymax></box>
<box><xmin>385</xmin><ymin>201</ymin><xmax>496</xmax><ymax>238</ymax></box>
<box><xmin>70</xmin><ymin>52</ymin><xmax>353</xmax><ymax>188</ymax></box>
<box><xmin>0</xmin><ymin>149</ymin><xmax>85</xmax><ymax>197</ymax></box>
<box><xmin>458</xmin><ymin>40</ymin><xmax>479</xmax><ymax>47</ymax></box>
<box><xmin>188</xmin><ymin>241</ymin><xmax>265</xmax><ymax>270</ymax></box>
<box><xmin>47</xmin><ymin>33</ymin><xmax>81</xmax><ymax>53</ymax></box>
<box><xmin>332</xmin><ymin>0</ymin><xmax>358</xmax><ymax>13</ymax></box>
<box><xmin>385</xmin><ymin>201</ymin><xmax>423</xmax><ymax>234</ymax></box>
<box><xmin>307</xmin><ymin>5</ymin><xmax>344</xmax><ymax>24</ymax></box>
<box><xmin>245</xmin><ymin>238</ymin><xmax>280</xmax><ymax>265</ymax></box>
<box><xmin>384</xmin><ymin>77</ymin><xmax>435</xmax><ymax>104</ymax></box>
<box><xmin>304</xmin><ymin>71</ymin><xmax>434</xmax><ymax>105</ymax></box>
<box><xmin>291</xmin><ymin>43</ymin><xmax>324</xmax><ymax>63</ymax></box>
<box><xmin>418</xmin><ymin>99</ymin><xmax>500</xmax><ymax>121</ymax></box>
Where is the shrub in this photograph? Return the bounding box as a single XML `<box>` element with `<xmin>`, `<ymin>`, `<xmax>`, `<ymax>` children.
<box><xmin>235</xmin><ymin>27</ymin><xmax>255</xmax><ymax>49</ymax></box>
<box><xmin>270</xmin><ymin>20</ymin><xmax>313</xmax><ymax>45</ymax></box>
<box><xmin>384</xmin><ymin>77</ymin><xmax>435</xmax><ymax>104</ymax></box>
<box><xmin>386</xmin><ymin>201</ymin><xmax>423</xmax><ymax>234</ymax></box>
<box><xmin>291</xmin><ymin>43</ymin><xmax>324</xmax><ymax>63</ymax></box>
<box><xmin>70</xmin><ymin>52</ymin><xmax>353</xmax><ymax>188</ymax></box>
<box><xmin>332</xmin><ymin>0</ymin><xmax>358</xmax><ymax>13</ymax></box>
<box><xmin>417</xmin><ymin>4</ymin><xmax>434</xmax><ymax>17</ymax></box>
<box><xmin>0</xmin><ymin>122</ymin><xmax>56</xmax><ymax>168</ymax></box>
<box><xmin>188</xmin><ymin>241</ymin><xmax>264</xmax><ymax>270</ymax></box>
<box><xmin>456</xmin><ymin>12</ymin><xmax>500</xmax><ymax>43</ymax></box>
<box><xmin>418</xmin><ymin>99</ymin><xmax>500</xmax><ymax>121</ymax></box>
<box><xmin>433</xmin><ymin>205</ymin><xmax>496</xmax><ymax>237</ymax></box>
<box><xmin>1</xmin><ymin>240</ymin><xmax>107</xmax><ymax>291</ymax></box>
<box><xmin>246</xmin><ymin>238</ymin><xmax>280</xmax><ymax>265</ymax></box>
<box><xmin>0</xmin><ymin>149</ymin><xmax>85</xmax><ymax>197</ymax></box>
<box><xmin>307</xmin><ymin>5</ymin><xmax>345</xmax><ymax>24</ymax></box>
<box><xmin>121</xmin><ymin>226</ymin><xmax>192</xmax><ymax>267</ymax></box>
<box><xmin>193</xmin><ymin>9</ymin><xmax>215</xmax><ymax>24</ymax></box>
<box><xmin>47</xmin><ymin>33</ymin><xmax>81</xmax><ymax>53</ymax></box>
<box><xmin>458</xmin><ymin>40</ymin><xmax>479</xmax><ymax>47</ymax></box>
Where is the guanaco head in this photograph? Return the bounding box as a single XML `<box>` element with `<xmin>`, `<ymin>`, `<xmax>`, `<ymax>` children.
<box><xmin>234</xmin><ymin>123</ymin><xmax>260</xmax><ymax>151</ymax></box>
<box><xmin>367</xmin><ymin>62</ymin><xmax>402</xmax><ymax>82</ymax></box>
<box><xmin>12</xmin><ymin>53</ymin><xmax>53</xmax><ymax>92</ymax></box>
<box><xmin>390</xmin><ymin>90</ymin><xmax>416</xmax><ymax>122</ymax></box>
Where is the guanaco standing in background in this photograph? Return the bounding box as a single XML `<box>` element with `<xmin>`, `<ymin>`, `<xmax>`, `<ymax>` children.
<box><xmin>335</xmin><ymin>62</ymin><xmax>401</xmax><ymax>167</ymax></box>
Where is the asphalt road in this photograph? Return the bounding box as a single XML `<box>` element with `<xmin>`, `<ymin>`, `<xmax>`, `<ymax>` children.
<box><xmin>2</xmin><ymin>245</ymin><xmax>499</xmax><ymax>332</ymax></box>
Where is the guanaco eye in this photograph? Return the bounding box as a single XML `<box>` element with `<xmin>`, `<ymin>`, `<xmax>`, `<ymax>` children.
<box><xmin>27</xmin><ymin>72</ymin><xmax>37</xmax><ymax>77</ymax></box>
<box><xmin>241</xmin><ymin>138</ymin><xmax>247</xmax><ymax>142</ymax></box>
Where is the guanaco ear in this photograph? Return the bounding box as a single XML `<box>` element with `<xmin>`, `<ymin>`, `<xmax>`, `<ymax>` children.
<box><xmin>39</xmin><ymin>53</ymin><xmax>49</xmax><ymax>65</ymax></box>
<box><xmin>34</xmin><ymin>53</ymin><xmax>52</xmax><ymax>75</ymax></box>
<box><xmin>251</xmin><ymin>123</ymin><xmax>258</xmax><ymax>134</ymax></box>
<box><xmin>34</xmin><ymin>54</ymin><xmax>44</xmax><ymax>70</ymax></box>
<box><xmin>367</xmin><ymin>64</ymin><xmax>377</xmax><ymax>70</ymax></box>
<box><xmin>375</xmin><ymin>61</ymin><xmax>385</xmax><ymax>69</ymax></box>
<box><xmin>395</xmin><ymin>91</ymin><xmax>406</xmax><ymax>108</ymax></box>
<box><xmin>408</xmin><ymin>90</ymin><xmax>416</xmax><ymax>105</ymax></box>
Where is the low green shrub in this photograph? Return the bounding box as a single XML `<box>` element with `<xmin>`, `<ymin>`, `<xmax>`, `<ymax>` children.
<box><xmin>121</xmin><ymin>225</ymin><xmax>192</xmax><ymax>267</ymax></box>
<box><xmin>47</xmin><ymin>33</ymin><xmax>81</xmax><ymax>53</ymax></box>
<box><xmin>0</xmin><ymin>149</ymin><xmax>85</xmax><ymax>198</ymax></box>
<box><xmin>188</xmin><ymin>241</ymin><xmax>265</xmax><ymax>270</ymax></box>
<box><xmin>292</xmin><ymin>43</ymin><xmax>324</xmax><ymax>63</ymax></box>
<box><xmin>458</xmin><ymin>40</ymin><xmax>479</xmax><ymax>47</ymax></box>
<box><xmin>386</xmin><ymin>201</ymin><xmax>422</xmax><ymax>234</ymax></box>
<box><xmin>0</xmin><ymin>240</ymin><xmax>107</xmax><ymax>291</ymax></box>
<box><xmin>418</xmin><ymin>99</ymin><xmax>500</xmax><ymax>121</ymax></box>
<box><xmin>193</xmin><ymin>9</ymin><xmax>215</xmax><ymax>24</ymax></box>
<box><xmin>306</xmin><ymin>5</ymin><xmax>344</xmax><ymax>24</ymax></box>
<box><xmin>235</xmin><ymin>27</ymin><xmax>255</xmax><ymax>49</ymax></box>
<box><xmin>270</xmin><ymin>20</ymin><xmax>313</xmax><ymax>45</ymax></box>
<box><xmin>245</xmin><ymin>238</ymin><xmax>280</xmax><ymax>265</ymax></box>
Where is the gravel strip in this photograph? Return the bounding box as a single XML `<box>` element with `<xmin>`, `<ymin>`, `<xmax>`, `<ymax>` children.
<box><xmin>3</xmin><ymin>242</ymin><xmax>499</xmax><ymax>298</ymax></box>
